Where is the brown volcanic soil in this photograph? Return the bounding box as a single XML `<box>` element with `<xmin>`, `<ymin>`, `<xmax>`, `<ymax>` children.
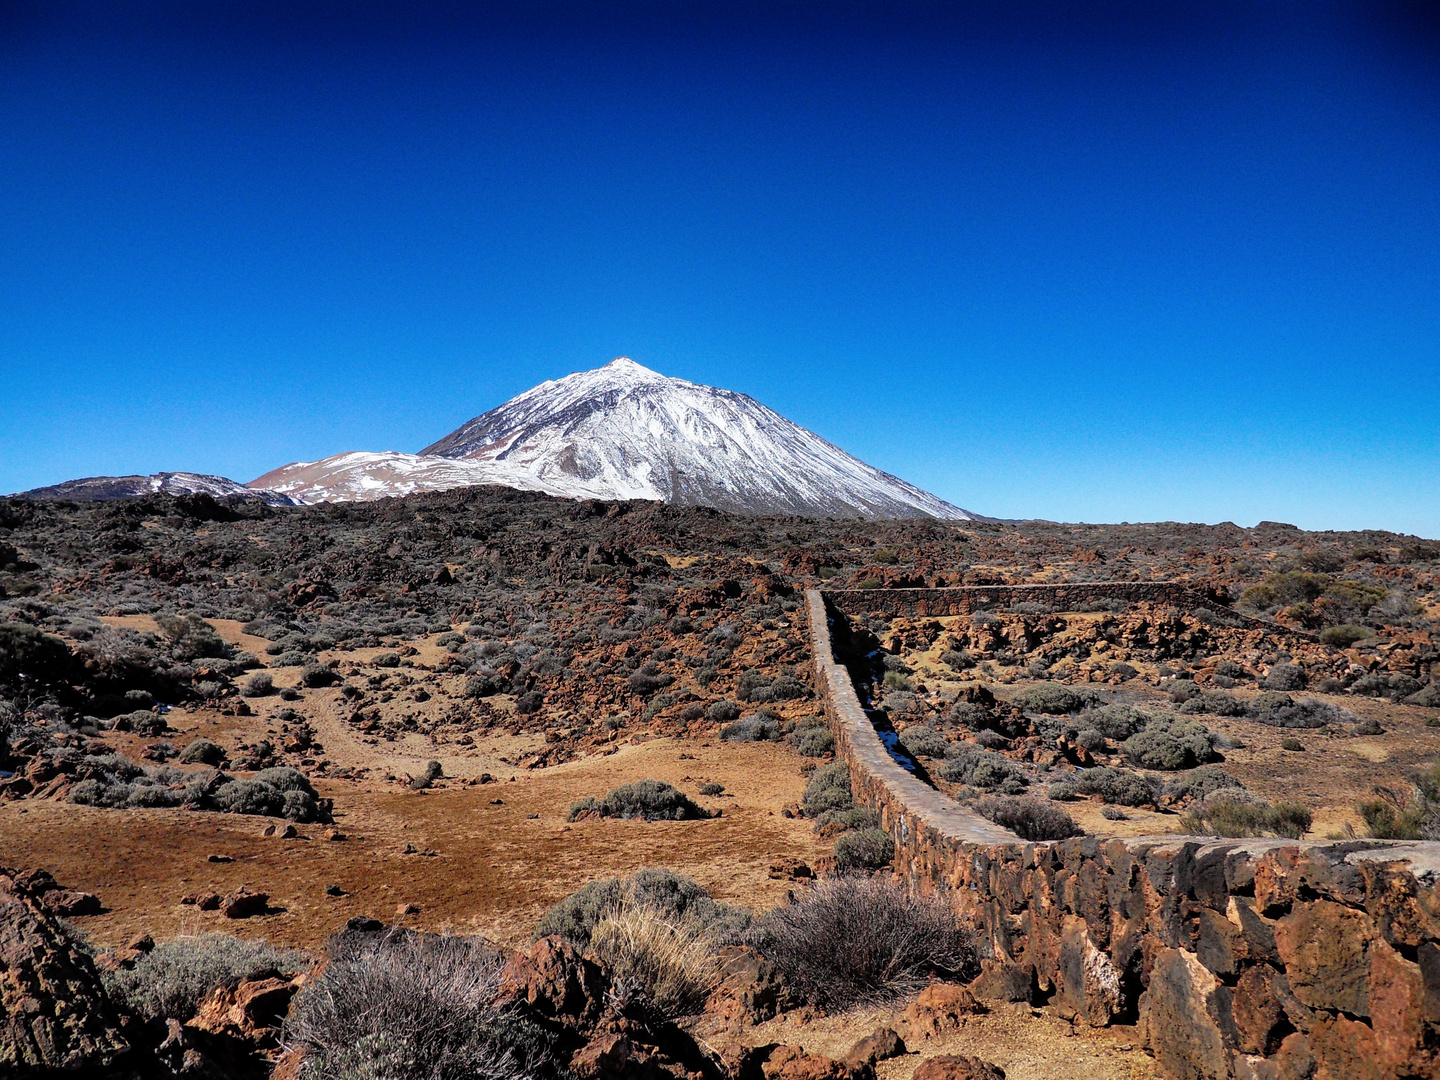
<box><xmin>0</xmin><ymin>734</ymin><xmax>821</xmax><ymax>952</ymax></box>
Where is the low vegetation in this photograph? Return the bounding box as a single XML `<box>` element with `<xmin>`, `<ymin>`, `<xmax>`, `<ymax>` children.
<box><xmin>566</xmin><ymin>780</ymin><xmax>708</xmax><ymax>822</ymax></box>
<box><xmin>754</xmin><ymin>876</ymin><xmax>975</xmax><ymax>1009</ymax></box>
<box><xmin>105</xmin><ymin>934</ymin><xmax>309</xmax><ymax>1022</ymax></box>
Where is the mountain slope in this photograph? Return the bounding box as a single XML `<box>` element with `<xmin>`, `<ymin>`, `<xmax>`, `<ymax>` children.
<box><xmin>253</xmin><ymin>358</ymin><xmax>977</xmax><ymax>519</ymax></box>
<box><xmin>16</xmin><ymin>472</ymin><xmax>299</xmax><ymax>506</ymax></box>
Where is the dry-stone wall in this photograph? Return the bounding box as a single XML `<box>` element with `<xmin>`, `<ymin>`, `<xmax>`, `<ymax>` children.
<box><xmin>823</xmin><ymin>581</ymin><xmax>1230</xmax><ymax>618</ymax></box>
<box><xmin>806</xmin><ymin>588</ymin><xmax>1440</xmax><ymax>1080</ymax></box>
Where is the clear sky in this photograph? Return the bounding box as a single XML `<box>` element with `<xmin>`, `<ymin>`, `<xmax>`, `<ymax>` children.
<box><xmin>2</xmin><ymin>3</ymin><xmax>1437</xmax><ymax>535</ymax></box>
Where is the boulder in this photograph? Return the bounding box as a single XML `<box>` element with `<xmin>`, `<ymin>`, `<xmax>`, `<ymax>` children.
<box><xmin>0</xmin><ymin>866</ymin><xmax>129</xmax><ymax>1074</ymax></box>
<box><xmin>842</xmin><ymin>1027</ymin><xmax>906</xmax><ymax>1070</ymax></box>
<box><xmin>496</xmin><ymin>935</ymin><xmax>605</xmax><ymax>1025</ymax></box>
<box><xmin>901</xmin><ymin>983</ymin><xmax>983</xmax><ymax>1040</ymax></box>
<box><xmin>222</xmin><ymin>888</ymin><xmax>269</xmax><ymax>919</ymax></box>
<box><xmin>967</xmin><ymin>960</ymin><xmax>1033</xmax><ymax>1005</ymax></box>
<box><xmin>570</xmin><ymin>1032</ymin><xmax>635</xmax><ymax>1080</ymax></box>
<box><xmin>760</xmin><ymin>1045</ymin><xmax>866</xmax><ymax>1080</ymax></box>
<box><xmin>910</xmin><ymin>1055</ymin><xmax>1005</xmax><ymax>1080</ymax></box>
<box><xmin>187</xmin><ymin>975</ymin><xmax>303</xmax><ymax>1041</ymax></box>
<box><xmin>706</xmin><ymin>946</ymin><xmax>791</xmax><ymax>1027</ymax></box>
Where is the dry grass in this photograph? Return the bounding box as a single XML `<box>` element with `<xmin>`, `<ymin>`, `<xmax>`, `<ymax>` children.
<box><xmin>587</xmin><ymin>902</ymin><xmax>722</xmax><ymax>1018</ymax></box>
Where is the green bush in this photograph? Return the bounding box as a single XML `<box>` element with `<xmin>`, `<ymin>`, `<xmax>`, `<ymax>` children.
<box><xmin>974</xmin><ymin>796</ymin><xmax>1081</xmax><ymax>840</ymax></box>
<box><xmin>1074</xmin><ymin>704</ymin><xmax>1150</xmax><ymax>740</ymax></box>
<box><xmin>940</xmin><ymin>745</ymin><xmax>1027</xmax><ymax>790</ymax></box>
<box><xmin>721</xmin><ymin>716</ymin><xmax>781</xmax><ymax>742</ymax></box>
<box><xmin>241</xmin><ymin>672</ymin><xmax>274</xmax><ymax>697</ymax></box>
<box><xmin>1162</xmin><ymin>766</ymin><xmax>1244</xmax><ymax>803</ymax></box>
<box><xmin>1012</xmin><ymin>683</ymin><xmax>1087</xmax><ymax>715</ymax></box>
<box><xmin>1121</xmin><ymin>718</ymin><xmax>1219</xmax><ymax>771</ymax></box>
<box><xmin>0</xmin><ymin>622</ymin><xmax>74</xmax><ymax>693</ymax></box>
<box><xmin>566</xmin><ymin>779</ymin><xmax>707</xmax><ymax>822</ymax></box>
<box><xmin>802</xmin><ymin>761</ymin><xmax>854</xmax><ymax>817</ymax></box>
<box><xmin>832</xmin><ymin>828</ymin><xmax>894</xmax><ymax>871</ymax></box>
<box><xmin>1180</xmin><ymin>796</ymin><xmax>1312</xmax><ymax>840</ymax></box>
<box><xmin>106</xmin><ymin>934</ymin><xmax>308</xmax><ymax>1021</ymax></box>
<box><xmin>1050</xmin><ymin>767</ymin><xmax>1158</xmax><ymax>807</ymax></box>
<box><xmin>1319</xmin><ymin>625</ymin><xmax>1370</xmax><ymax>647</ymax></box>
<box><xmin>178</xmin><ymin>738</ymin><xmax>225</xmax><ymax>766</ymax></box>
<box><xmin>898</xmin><ymin>725</ymin><xmax>950</xmax><ymax>758</ymax></box>
<box><xmin>789</xmin><ymin>718</ymin><xmax>834</xmax><ymax>757</ymax></box>
<box><xmin>1245</xmin><ymin>693</ymin><xmax>1357</xmax><ymax>729</ymax></box>
<box><xmin>157</xmin><ymin>615</ymin><xmax>230</xmax><ymax>662</ymax></box>
<box><xmin>1260</xmin><ymin>663</ymin><xmax>1307</xmax><ymax>691</ymax></box>
<box><xmin>812</xmin><ymin>806</ymin><xmax>880</xmax><ymax>834</ymax></box>
<box><xmin>532</xmin><ymin>867</ymin><xmax>750</xmax><ymax>946</ymax></box>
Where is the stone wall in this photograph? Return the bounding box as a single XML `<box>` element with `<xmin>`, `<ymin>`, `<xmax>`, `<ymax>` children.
<box><xmin>805</xmin><ymin>588</ymin><xmax>1440</xmax><ymax>1080</ymax></box>
<box><xmin>822</xmin><ymin>581</ymin><xmax>1230</xmax><ymax>618</ymax></box>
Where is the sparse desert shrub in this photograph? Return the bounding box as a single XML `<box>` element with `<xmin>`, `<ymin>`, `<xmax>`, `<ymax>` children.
<box><xmin>627</xmin><ymin>661</ymin><xmax>673</xmax><ymax>697</ymax></box>
<box><xmin>1351</xmin><ymin>672</ymin><xmax>1424</xmax><ymax>701</ymax></box>
<box><xmin>755</xmin><ymin>876</ymin><xmax>974</xmax><ymax>1009</ymax></box>
<box><xmin>1178</xmin><ymin>691</ymin><xmax>1249</xmax><ymax>718</ymax></box>
<box><xmin>898</xmin><ymin>725</ymin><xmax>950</xmax><ymax>758</ymax></box>
<box><xmin>588</xmin><ymin>903</ymin><xmax>723</xmax><ymax>1018</ymax></box>
<box><xmin>802</xmin><ymin>761</ymin><xmax>854</xmax><ymax>817</ymax></box>
<box><xmin>178</xmin><ymin>738</ymin><xmax>225</xmax><ymax>766</ymax></box>
<box><xmin>974</xmin><ymin>729</ymin><xmax>1010</xmax><ymax>750</ymax></box>
<box><xmin>107</xmin><ymin>933</ymin><xmax>308</xmax><ymax>1022</ymax></box>
<box><xmin>1246</xmin><ymin>693</ymin><xmax>1357</xmax><ymax>729</ymax></box>
<box><xmin>1167</xmin><ymin>680</ymin><xmax>1201</xmax><ymax>704</ymax></box>
<box><xmin>1050</xmin><ymin>767</ymin><xmax>1158</xmax><ymax>807</ymax></box>
<box><xmin>240</xmin><ymin>672</ymin><xmax>273</xmax><ymax>698</ymax></box>
<box><xmin>1121</xmin><ymin>718</ymin><xmax>1219</xmax><ymax>771</ymax></box>
<box><xmin>789</xmin><ymin>720</ymin><xmax>834</xmax><ymax>758</ymax></box>
<box><xmin>1075</xmin><ymin>703</ymin><xmax>1150</xmax><ymax>741</ymax></box>
<box><xmin>1012</xmin><ymin>683</ymin><xmax>1086</xmax><ymax>715</ymax></box>
<box><xmin>941</xmin><ymin>649</ymin><xmax>975</xmax><ymax>670</ymax></box>
<box><xmin>1100</xmin><ymin>806</ymin><xmax>1128</xmax><ymax>821</ymax></box>
<box><xmin>698</xmin><ymin>782</ymin><xmax>724</xmax><ymax>796</ymax></box>
<box><xmin>767</xmin><ymin>675</ymin><xmax>810</xmax><ymax>701</ymax></box>
<box><xmin>372</xmin><ymin>652</ymin><xmax>401</xmax><ymax>668</ymax></box>
<box><xmin>1320</xmin><ymin>625</ymin><xmax>1370</xmax><ymax>648</ymax></box>
<box><xmin>1214</xmin><ymin>659</ymin><xmax>1250</xmax><ymax>680</ymax></box>
<box><xmin>974</xmin><ymin>796</ymin><xmax>1081</xmax><ymax>840</ymax></box>
<box><xmin>1180</xmin><ymin>796</ymin><xmax>1312</xmax><ymax>840</ymax></box>
<box><xmin>566</xmin><ymin>779</ymin><xmax>707</xmax><ymax>822</ymax></box>
<box><xmin>706</xmin><ymin>700</ymin><xmax>741</xmax><ymax>724</ymax></box>
<box><xmin>1260</xmin><ymin>663</ymin><xmax>1307</xmax><ymax>691</ymax></box>
<box><xmin>532</xmin><ymin>868</ymin><xmax>750</xmax><ymax>947</ymax></box>
<box><xmin>157</xmin><ymin>615</ymin><xmax>230</xmax><ymax>663</ymax></box>
<box><xmin>0</xmin><ymin>622</ymin><xmax>75</xmax><ymax>692</ymax></box>
<box><xmin>1357</xmin><ymin>765</ymin><xmax>1440</xmax><ymax>840</ymax></box>
<box><xmin>1281</xmin><ymin>737</ymin><xmax>1305</xmax><ymax>751</ymax></box>
<box><xmin>721</xmin><ymin>715</ymin><xmax>781</xmax><ymax>742</ymax></box>
<box><xmin>301</xmin><ymin>662</ymin><xmax>339</xmax><ymax>688</ymax></box>
<box><xmin>812</xmin><ymin>806</ymin><xmax>881</xmax><ymax>835</ymax></box>
<box><xmin>940</xmin><ymin>745</ymin><xmax>1027</xmax><ymax>790</ymax></box>
<box><xmin>1163</xmin><ymin>766</ymin><xmax>1244</xmax><ymax>803</ymax></box>
<box><xmin>287</xmin><ymin>931</ymin><xmax>557</xmax><ymax>1080</ymax></box>
<box><xmin>832</xmin><ymin>827</ymin><xmax>895</xmax><ymax>872</ymax></box>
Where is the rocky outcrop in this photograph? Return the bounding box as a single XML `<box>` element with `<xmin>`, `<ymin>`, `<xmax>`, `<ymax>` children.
<box><xmin>806</xmin><ymin>589</ymin><xmax>1440</xmax><ymax>1080</ymax></box>
<box><xmin>0</xmin><ymin>866</ymin><xmax>129</xmax><ymax>1076</ymax></box>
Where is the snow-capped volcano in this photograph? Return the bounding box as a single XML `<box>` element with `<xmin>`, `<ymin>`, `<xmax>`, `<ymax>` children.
<box><xmin>251</xmin><ymin>358</ymin><xmax>977</xmax><ymax>519</ymax></box>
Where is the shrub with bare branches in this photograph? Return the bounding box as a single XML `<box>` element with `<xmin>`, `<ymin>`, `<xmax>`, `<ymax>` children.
<box><xmin>754</xmin><ymin>876</ymin><xmax>974</xmax><ymax>1009</ymax></box>
<box><xmin>287</xmin><ymin>930</ymin><xmax>557</xmax><ymax>1080</ymax></box>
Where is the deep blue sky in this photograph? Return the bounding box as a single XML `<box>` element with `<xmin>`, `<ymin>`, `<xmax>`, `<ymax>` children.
<box><xmin>2</xmin><ymin>3</ymin><xmax>1438</xmax><ymax>534</ymax></box>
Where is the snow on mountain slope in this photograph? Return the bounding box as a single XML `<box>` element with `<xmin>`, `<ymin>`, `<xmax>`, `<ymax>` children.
<box><xmin>252</xmin><ymin>358</ymin><xmax>978</xmax><ymax>519</ymax></box>
<box><xmin>16</xmin><ymin>471</ymin><xmax>299</xmax><ymax>505</ymax></box>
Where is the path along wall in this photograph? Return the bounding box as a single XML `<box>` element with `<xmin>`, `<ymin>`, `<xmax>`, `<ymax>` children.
<box><xmin>805</xmin><ymin>589</ymin><xmax>1440</xmax><ymax>1080</ymax></box>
